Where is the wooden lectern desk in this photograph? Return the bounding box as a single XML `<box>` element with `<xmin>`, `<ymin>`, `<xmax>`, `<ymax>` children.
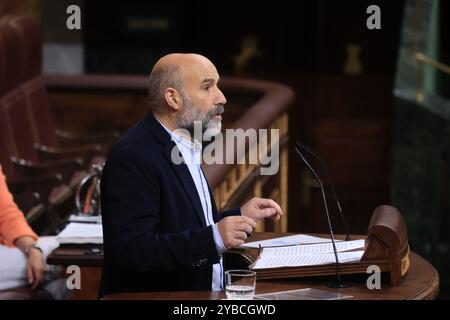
<box><xmin>102</xmin><ymin>244</ymin><xmax>439</xmax><ymax>300</ymax></box>
<box><xmin>103</xmin><ymin>250</ymin><xmax>438</xmax><ymax>300</ymax></box>
<box><xmin>48</xmin><ymin>206</ymin><xmax>440</xmax><ymax>300</ymax></box>
<box><xmin>225</xmin><ymin>205</ymin><xmax>412</xmax><ymax>286</ymax></box>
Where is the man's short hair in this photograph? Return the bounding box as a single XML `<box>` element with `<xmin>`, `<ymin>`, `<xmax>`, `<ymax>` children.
<box><xmin>147</xmin><ymin>65</ymin><xmax>183</xmax><ymax>110</ymax></box>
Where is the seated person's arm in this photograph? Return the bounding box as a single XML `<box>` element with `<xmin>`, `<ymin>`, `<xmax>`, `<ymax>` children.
<box><xmin>0</xmin><ymin>167</ymin><xmax>45</xmax><ymax>289</ymax></box>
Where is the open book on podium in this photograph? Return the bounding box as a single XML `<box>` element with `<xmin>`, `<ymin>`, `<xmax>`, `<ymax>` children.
<box><xmin>224</xmin><ymin>205</ymin><xmax>410</xmax><ymax>286</ymax></box>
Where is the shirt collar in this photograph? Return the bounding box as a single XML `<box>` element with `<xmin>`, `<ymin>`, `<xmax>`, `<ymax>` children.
<box><xmin>154</xmin><ymin>115</ymin><xmax>202</xmax><ymax>152</ymax></box>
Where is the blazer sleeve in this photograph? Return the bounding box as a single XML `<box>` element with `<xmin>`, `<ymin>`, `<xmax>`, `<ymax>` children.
<box><xmin>219</xmin><ymin>208</ymin><xmax>242</xmax><ymax>219</ymax></box>
<box><xmin>101</xmin><ymin>149</ymin><xmax>220</xmax><ymax>272</ymax></box>
<box><xmin>0</xmin><ymin>166</ymin><xmax>38</xmax><ymax>246</ymax></box>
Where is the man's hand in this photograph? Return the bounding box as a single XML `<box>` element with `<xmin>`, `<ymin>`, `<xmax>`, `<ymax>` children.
<box><xmin>241</xmin><ymin>197</ymin><xmax>282</xmax><ymax>221</ymax></box>
<box><xmin>27</xmin><ymin>248</ymin><xmax>47</xmax><ymax>290</ymax></box>
<box><xmin>217</xmin><ymin>216</ymin><xmax>257</xmax><ymax>249</ymax></box>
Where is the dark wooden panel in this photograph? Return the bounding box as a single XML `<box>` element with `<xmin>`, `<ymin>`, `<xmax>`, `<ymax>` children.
<box><xmin>294</xmin><ymin>76</ymin><xmax>393</xmax><ymax>234</ymax></box>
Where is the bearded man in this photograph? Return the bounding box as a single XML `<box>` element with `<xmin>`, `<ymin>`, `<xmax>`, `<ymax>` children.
<box><xmin>99</xmin><ymin>53</ymin><xmax>282</xmax><ymax>297</ymax></box>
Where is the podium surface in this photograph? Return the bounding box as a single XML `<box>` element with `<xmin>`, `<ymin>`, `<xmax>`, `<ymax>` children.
<box><xmin>47</xmin><ymin>232</ymin><xmax>439</xmax><ymax>300</ymax></box>
<box><xmin>102</xmin><ymin>232</ymin><xmax>439</xmax><ymax>300</ymax></box>
<box><xmin>103</xmin><ymin>251</ymin><xmax>438</xmax><ymax>300</ymax></box>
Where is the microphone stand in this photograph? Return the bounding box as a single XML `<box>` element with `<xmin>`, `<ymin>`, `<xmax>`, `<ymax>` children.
<box><xmin>296</xmin><ymin>141</ymin><xmax>350</xmax><ymax>241</ymax></box>
<box><xmin>294</xmin><ymin>146</ymin><xmax>350</xmax><ymax>289</ymax></box>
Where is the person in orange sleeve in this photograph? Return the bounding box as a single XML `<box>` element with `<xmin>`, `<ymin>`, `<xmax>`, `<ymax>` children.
<box><xmin>0</xmin><ymin>166</ymin><xmax>47</xmax><ymax>290</ymax></box>
<box><xmin>0</xmin><ymin>166</ymin><xmax>71</xmax><ymax>299</ymax></box>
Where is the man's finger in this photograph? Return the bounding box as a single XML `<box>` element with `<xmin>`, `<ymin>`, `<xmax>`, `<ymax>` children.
<box><xmin>232</xmin><ymin>239</ymin><xmax>245</xmax><ymax>247</ymax></box>
<box><xmin>234</xmin><ymin>231</ymin><xmax>248</xmax><ymax>241</ymax></box>
<box><xmin>259</xmin><ymin>207</ymin><xmax>277</xmax><ymax>218</ymax></box>
<box><xmin>234</xmin><ymin>221</ymin><xmax>251</xmax><ymax>232</ymax></box>
<box><xmin>260</xmin><ymin>198</ymin><xmax>283</xmax><ymax>216</ymax></box>
<box><xmin>236</xmin><ymin>222</ymin><xmax>254</xmax><ymax>234</ymax></box>
<box><xmin>241</xmin><ymin>216</ymin><xmax>257</xmax><ymax>228</ymax></box>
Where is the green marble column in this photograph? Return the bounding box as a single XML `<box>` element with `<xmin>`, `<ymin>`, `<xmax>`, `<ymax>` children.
<box><xmin>393</xmin><ymin>0</ymin><xmax>450</xmax><ymax>298</ymax></box>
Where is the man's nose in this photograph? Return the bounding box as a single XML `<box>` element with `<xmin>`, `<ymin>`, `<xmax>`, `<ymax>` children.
<box><xmin>216</xmin><ymin>88</ymin><xmax>227</xmax><ymax>105</ymax></box>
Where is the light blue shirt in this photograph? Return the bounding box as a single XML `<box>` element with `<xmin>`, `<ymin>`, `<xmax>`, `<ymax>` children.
<box><xmin>156</xmin><ymin>117</ymin><xmax>226</xmax><ymax>291</ymax></box>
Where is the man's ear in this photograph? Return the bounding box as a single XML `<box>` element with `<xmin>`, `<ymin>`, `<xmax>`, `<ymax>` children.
<box><xmin>164</xmin><ymin>87</ymin><xmax>183</xmax><ymax>111</ymax></box>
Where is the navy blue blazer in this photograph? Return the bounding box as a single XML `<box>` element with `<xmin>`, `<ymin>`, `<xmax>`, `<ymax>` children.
<box><xmin>98</xmin><ymin>113</ymin><xmax>240</xmax><ymax>298</ymax></box>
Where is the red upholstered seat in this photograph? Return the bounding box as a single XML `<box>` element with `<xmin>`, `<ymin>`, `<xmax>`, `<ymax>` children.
<box><xmin>0</xmin><ymin>14</ymin><xmax>122</xmax><ymax>297</ymax></box>
<box><xmin>1</xmin><ymin>89</ymin><xmax>41</xmax><ymax>162</ymax></box>
<box><xmin>7</xmin><ymin>15</ymin><xmax>110</xmax><ymax>164</ymax></box>
<box><xmin>0</xmin><ymin>16</ymin><xmax>87</xmax><ymax>187</ymax></box>
<box><xmin>0</xmin><ymin>92</ymin><xmax>79</xmax><ymax>227</ymax></box>
<box><xmin>21</xmin><ymin>76</ymin><xmax>58</xmax><ymax>147</ymax></box>
<box><xmin>0</xmin><ymin>21</ymin><xmax>26</xmax><ymax>95</ymax></box>
<box><xmin>0</xmin><ymin>14</ymin><xmax>119</xmax><ymax>234</ymax></box>
<box><xmin>0</xmin><ymin>89</ymin><xmax>86</xmax><ymax>187</ymax></box>
<box><xmin>0</xmin><ymin>92</ymin><xmax>75</xmax><ymax>223</ymax></box>
<box><xmin>7</xmin><ymin>15</ymin><xmax>42</xmax><ymax>80</ymax></box>
<box><xmin>20</xmin><ymin>76</ymin><xmax>107</xmax><ymax>165</ymax></box>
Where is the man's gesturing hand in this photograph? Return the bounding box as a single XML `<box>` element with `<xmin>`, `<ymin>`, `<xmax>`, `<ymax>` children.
<box><xmin>217</xmin><ymin>216</ymin><xmax>257</xmax><ymax>249</ymax></box>
<box><xmin>241</xmin><ymin>197</ymin><xmax>283</xmax><ymax>221</ymax></box>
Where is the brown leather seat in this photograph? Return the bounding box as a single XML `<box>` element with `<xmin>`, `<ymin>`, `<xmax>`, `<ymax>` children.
<box><xmin>0</xmin><ymin>14</ymin><xmax>108</xmax><ymax>231</ymax></box>
<box><xmin>8</xmin><ymin>15</ymin><xmax>116</xmax><ymax>161</ymax></box>
<box><xmin>0</xmin><ymin>16</ymin><xmax>86</xmax><ymax>186</ymax></box>
<box><xmin>0</xmin><ymin>21</ymin><xmax>25</xmax><ymax>95</ymax></box>
<box><xmin>0</xmin><ymin>91</ymin><xmax>76</xmax><ymax>231</ymax></box>
<box><xmin>7</xmin><ymin>15</ymin><xmax>42</xmax><ymax>80</ymax></box>
<box><xmin>0</xmin><ymin>14</ymin><xmax>110</xmax><ymax>232</ymax></box>
<box><xmin>20</xmin><ymin>76</ymin><xmax>106</xmax><ymax>166</ymax></box>
<box><xmin>0</xmin><ymin>89</ymin><xmax>83</xmax><ymax>182</ymax></box>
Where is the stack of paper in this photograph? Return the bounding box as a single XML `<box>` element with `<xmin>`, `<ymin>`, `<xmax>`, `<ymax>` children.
<box><xmin>56</xmin><ymin>222</ymin><xmax>103</xmax><ymax>244</ymax></box>
<box><xmin>68</xmin><ymin>214</ymin><xmax>102</xmax><ymax>224</ymax></box>
<box><xmin>251</xmin><ymin>240</ymin><xmax>365</xmax><ymax>269</ymax></box>
<box><xmin>242</xmin><ymin>234</ymin><xmax>344</xmax><ymax>248</ymax></box>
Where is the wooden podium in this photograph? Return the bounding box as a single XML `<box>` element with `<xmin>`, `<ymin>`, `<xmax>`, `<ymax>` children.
<box><xmin>48</xmin><ymin>205</ymin><xmax>439</xmax><ymax>300</ymax></box>
<box><xmin>224</xmin><ymin>205</ymin><xmax>410</xmax><ymax>286</ymax></box>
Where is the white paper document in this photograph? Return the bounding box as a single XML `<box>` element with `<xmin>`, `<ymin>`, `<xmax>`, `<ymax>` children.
<box><xmin>69</xmin><ymin>214</ymin><xmax>102</xmax><ymax>224</ymax></box>
<box><xmin>56</xmin><ymin>222</ymin><xmax>103</xmax><ymax>244</ymax></box>
<box><xmin>252</xmin><ymin>250</ymin><xmax>365</xmax><ymax>269</ymax></box>
<box><xmin>242</xmin><ymin>234</ymin><xmax>344</xmax><ymax>248</ymax></box>
<box><xmin>251</xmin><ymin>240</ymin><xmax>365</xmax><ymax>269</ymax></box>
<box><xmin>265</xmin><ymin>239</ymin><xmax>365</xmax><ymax>255</ymax></box>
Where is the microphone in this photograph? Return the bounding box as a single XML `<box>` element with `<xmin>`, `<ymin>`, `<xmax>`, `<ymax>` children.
<box><xmin>294</xmin><ymin>145</ymin><xmax>350</xmax><ymax>288</ymax></box>
<box><xmin>296</xmin><ymin>141</ymin><xmax>350</xmax><ymax>241</ymax></box>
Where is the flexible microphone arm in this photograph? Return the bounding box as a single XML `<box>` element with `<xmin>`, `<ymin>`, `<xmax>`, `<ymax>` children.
<box><xmin>296</xmin><ymin>141</ymin><xmax>350</xmax><ymax>241</ymax></box>
<box><xmin>294</xmin><ymin>146</ymin><xmax>350</xmax><ymax>288</ymax></box>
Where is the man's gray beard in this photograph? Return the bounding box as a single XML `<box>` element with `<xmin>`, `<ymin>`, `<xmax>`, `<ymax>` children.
<box><xmin>176</xmin><ymin>97</ymin><xmax>223</xmax><ymax>140</ymax></box>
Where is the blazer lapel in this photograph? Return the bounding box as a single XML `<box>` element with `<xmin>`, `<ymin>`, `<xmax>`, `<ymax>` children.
<box><xmin>162</xmin><ymin>137</ymin><xmax>207</xmax><ymax>227</ymax></box>
<box><xmin>201</xmin><ymin>166</ymin><xmax>220</xmax><ymax>223</ymax></box>
<box><xmin>142</xmin><ymin>112</ymin><xmax>207</xmax><ymax>226</ymax></box>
